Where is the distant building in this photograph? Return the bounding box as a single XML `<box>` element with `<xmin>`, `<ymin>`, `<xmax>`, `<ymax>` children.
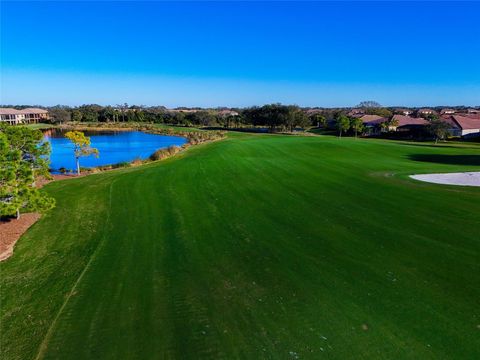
<box><xmin>348</xmin><ymin>108</ymin><xmax>365</xmax><ymax>117</ymax></box>
<box><xmin>360</xmin><ymin>115</ymin><xmax>388</xmax><ymax>135</ymax></box>
<box><xmin>440</xmin><ymin>108</ymin><xmax>456</xmax><ymax>115</ymax></box>
<box><xmin>395</xmin><ymin>108</ymin><xmax>413</xmax><ymax>116</ymax></box>
<box><xmin>391</xmin><ymin>115</ymin><xmax>428</xmax><ymax>131</ymax></box>
<box><xmin>467</xmin><ymin>108</ymin><xmax>480</xmax><ymax>114</ymax></box>
<box><xmin>0</xmin><ymin>108</ymin><xmax>49</xmax><ymax>125</ymax></box>
<box><xmin>417</xmin><ymin>108</ymin><xmax>436</xmax><ymax>116</ymax></box>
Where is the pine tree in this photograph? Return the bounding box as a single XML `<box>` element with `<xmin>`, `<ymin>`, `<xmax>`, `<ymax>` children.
<box><xmin>0</xmin><ymin>125</ymin><xmax>55</xmax><ymax>219</ymax></box>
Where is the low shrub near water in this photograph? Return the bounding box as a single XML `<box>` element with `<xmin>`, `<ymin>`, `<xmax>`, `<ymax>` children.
<box><xmin>149</xmin><ymin>145</ymin><xmax>181</xmax><ymax>161</ymax></box>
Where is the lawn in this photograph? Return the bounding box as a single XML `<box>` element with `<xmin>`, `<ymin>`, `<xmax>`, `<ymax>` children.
<box><xmin>21</xmin><ymin>123</ymin><xmax>57</xmax><ymax>130</ymax></box>
<box><xmin>1</xmin><ymin>133</ymin><xmax>479</xmax><ymax>359</ymax></box>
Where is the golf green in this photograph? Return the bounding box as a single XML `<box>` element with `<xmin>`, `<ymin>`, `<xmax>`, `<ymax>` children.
<box><xmin>1</xmin><ymin>133</ymin><xmax>479</xmax><ymax>359</ymax></box>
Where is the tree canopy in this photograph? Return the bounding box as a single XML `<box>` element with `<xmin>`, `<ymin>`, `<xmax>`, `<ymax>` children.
<box><xmin>427</xmin><ymin>119</ymin><xmax>451</xmax><ymax>143</ymax></box>
<box><xmin>0</xmin><ymin>125</ymin><xmax>55</xmax><ymax>218</ymax></box>
<box><xmin>64</xmin><ymin>131</ymin><xmax>99</xmax><ymax>175</ymax></box>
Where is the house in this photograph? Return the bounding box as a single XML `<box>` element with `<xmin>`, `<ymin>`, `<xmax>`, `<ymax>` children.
<box><xmin>446</xmin><ymin>115</ymin><xmax>480</xmax><ymax>137</ymax></box>
<box><xmin>360</xmin><ymin>115</ymin><xmax>388</xmax><ymax>135</ymax></box>
<box><xmin>467</xmin><ymin>108</ymin><xmax>480</xmax><ymax>114</ymax></box>
<box><xmin>19</xmin><ymin>108</ymin><xmax>49</xmax><ymax>122</ymax></box>
<box><xmin>348</xmin><ymin>108</ymin><xmax>365</xmax><ymax>117</ymax></box>
<box><xmin>440</xmin><ymin>108</ymin><xmax>456</xmax><ymax>115</ymax></box>
<box><xmin>0</xmin><ymin>108</ymin><xmax>25</xmax><ymax>125</ymax></box>
<box><xmin>360</xmin><ymin>114</ymin><xmax>387</xmax><ymax>125</ymax></box>
<box><xmin>390</xmin><ymin>115</ymin><xmax>428</xmax><ymax>131</ymax></box>
<box><xmin>0</xmin><ymin>108</ymin><xmax>49</xmax><ymax>125</ymax></box>
<box><xmin>438</xmin><ymin>116</ymin><xmax>462</xmax><ymax>137</ymax></box>
<box><xmin>395</xmin><ymin>108</ymin><xmax>413</xmax><ymax>116</ymax></box>
<box><xmin>417</xmin><ymin>108</ymin><xmax>436</xmax><ymax>116</ymax></box>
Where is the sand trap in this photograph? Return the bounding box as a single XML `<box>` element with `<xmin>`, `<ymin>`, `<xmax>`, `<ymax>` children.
<box><xmin>410</xmin><ymin>172</ymin><xmax>480</xmax><ymax>187</ymax></box>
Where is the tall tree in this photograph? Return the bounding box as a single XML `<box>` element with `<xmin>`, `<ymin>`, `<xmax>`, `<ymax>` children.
<box><xmin>335</xmin><ymin>114</ymin><xmax>351</xmax><ymax>137</ymax></box>
<box><xmin>3</xmin><ymin>125</ymin><xmax>51</xmax><ymax>184</ymax></box>
<box><xmin>71</xmin><ymin>109</ymin><xmax>82</xmax><ymax>122</ymax></box>
<box><xmin>350</xmin><ymin>117</ymin><xmax>364</xmax><ymax>138</ymax></box>
<box><xmin>311</xmin><ymin>113</ymin><xmax>327</xmax><ymax>128</ymax></box>
<box><xmin>49</xmin><ymin>106</ymin><xmax>71</xmax><ymax>124</ymax></box>
<box><xmin>0</xmin><ymin>125</ymin><xmax>55</xmax><ymax>219</ymax></box>
<box><xmin>64</xmin><ymin>131</ymin><xmax>99</xmax><ymax>175</ymax></box>
<box><xmin>428</xmin><ymin>119</ymin><xmax>451</xmax><ymax>143</ymax></box>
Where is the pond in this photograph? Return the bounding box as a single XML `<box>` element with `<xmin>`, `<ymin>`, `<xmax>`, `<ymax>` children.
<box><xmin>44</xmin><ymin>129</ymin><xmax>187</xmax><ymax>172</ymax></box>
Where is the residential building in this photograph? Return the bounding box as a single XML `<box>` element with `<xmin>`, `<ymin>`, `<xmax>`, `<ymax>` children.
<box><xmin>442</xmin><ymin>115</ymin><xmax>480</xmax><ymax>137</ymax></box>
<box><xmin>360</xmin><ymin>115</ymin><xmax>388</xmax><ymax>135</ymax></box>
<box><xmin>348</xmin><ymin>108</ymin><xmax>365</xmax><ymax>117</ymax></box>
<box><xmin>395</xmin><ymin>108</ymin><xmax>413</xmax><ymax>116</ymax></box>
<box><xmin>417</xmin><ymin>108</ymin><xmax>436</xmax><ymax>116</ymax></box>
<box><xmin>0</xmin><ymin>108</ymin><xmax>49</xmax><ymax>125</ymax></box>
<box><xmin>440</xmin><ymin>108</ymin><xmax>456</xmax><ymax>115</ymax></box>
<box><xmin>390</xmin><ymin>115</ymin><xmax>428</xmax><ymax>131</ymax></box>
<box><xmin>0</xmin><ymin>108</ymin><xmax>25</xmax><ymax>125</ymax></box>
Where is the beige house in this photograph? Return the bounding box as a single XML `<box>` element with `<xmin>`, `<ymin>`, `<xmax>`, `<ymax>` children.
<box><xmin>417</xmin><ymin>108</ymin><xmax>436</xmax><ymax>116</ymax></box>
<box><xmin>0</xmin><ymin>108</ymin><xmax>49</xmax><ymax>125</ymax></box>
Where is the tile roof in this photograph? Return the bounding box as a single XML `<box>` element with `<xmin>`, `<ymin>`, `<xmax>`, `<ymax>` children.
<box><xmin>0</xmin><ymin>108</ymin><xmax>22</xmax><ymax>115</ymax></box>
<box><xmin>360</xmin><ymin>114</ymin><xmax>387</xmax><ymax>125</ymax></box>
<box><xmin>452</xmin><ymin>115</ymin><xmax>480</xmax><ymax>130</ymax></box>
<box><xmin>464</xmin><ymin>113</ymin><xmax>480</xmax><ymax>120</ymax></box>
<box><xmin>440</xmin><ymin>115</ymin><xmax>461</xmax><ymax>129</ymax></box>
<box><xmin>18</xmin><ymin>108</ymin><xmax>48</xmax><ymax>114</ymax></box>
<box><xmin>392</xmin><ymin>115</ymin><xmax>428</xmax><ymax>126</ymax></box>
<box><xmin>0</xmin><ymin>108</ymin><xmax>48</xmax><ymax>115</ymax></box>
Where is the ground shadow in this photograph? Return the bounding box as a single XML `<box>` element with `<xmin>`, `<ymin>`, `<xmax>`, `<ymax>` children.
<box><xmin>397</xmin><ymin>142</ymin><xmax>468</xmax><ymax>150</ymax></box>
<box><xmin>408</xmin><ymin>154</ymin><xmax>480</xmax><ymax>166</ymax></box>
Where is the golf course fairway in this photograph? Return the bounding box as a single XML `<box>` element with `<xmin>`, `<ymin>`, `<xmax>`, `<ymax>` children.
<box><xmin>1</xmin><ymin>133</ymin><xmax>479</xmax><ymax>359</ymax></box>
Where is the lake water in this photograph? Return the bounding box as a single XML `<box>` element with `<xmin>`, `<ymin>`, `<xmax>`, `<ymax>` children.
<box><xmin>44</xmin><ymin>129</ymin><xmax>187</xmax><ymax>172</ymax></box>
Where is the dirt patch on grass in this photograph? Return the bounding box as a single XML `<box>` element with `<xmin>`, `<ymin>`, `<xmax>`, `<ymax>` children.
<box><xmin>0</xmin><ymin>213</ymin><xmax>41</xmax><ymax>261</ymax></box>
<box><xmin>36</xmin><ymin>174</ymin><xmax>85</xmax><ymax>187</ymax></box>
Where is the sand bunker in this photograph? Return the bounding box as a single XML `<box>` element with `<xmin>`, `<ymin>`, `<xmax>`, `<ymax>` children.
<box><xmin>410</xmin><ymin>172</ymin><xmax>480</xmax><ymax>187</ymax></box>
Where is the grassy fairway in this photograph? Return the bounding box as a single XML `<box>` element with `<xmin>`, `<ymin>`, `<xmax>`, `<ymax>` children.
<box><xmin>1</xmin><ymin>134</ymin><xmax>479</xmax><ymax>359</ymax></box>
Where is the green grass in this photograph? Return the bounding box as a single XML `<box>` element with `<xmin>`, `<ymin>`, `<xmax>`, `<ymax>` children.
<box><xmin>1</xmin><ymin>134</ymin><xmax>479</xmax><ymax>359</ymax></box>
<box><xmin>21</xmin><ymin>123</ymin><xmax>56</xmax><ymax>130</ymax></box>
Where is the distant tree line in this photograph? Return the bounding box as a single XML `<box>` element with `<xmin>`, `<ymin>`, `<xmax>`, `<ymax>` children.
<box><xmin>21</xmin><ymin>102</ymin><xmax>475</xmax><ymax>140</ymax></box>
<box><xmin>47</xmin><ymin>104</ymin><xmax>318</xmax><ymax>131</ymax></box>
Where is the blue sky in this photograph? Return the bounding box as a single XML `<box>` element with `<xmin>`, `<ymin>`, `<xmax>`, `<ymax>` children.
<box><xmin>1</xmin><ymin>1</ymin><xmax>479</xmax><ymax>107</ymax></box>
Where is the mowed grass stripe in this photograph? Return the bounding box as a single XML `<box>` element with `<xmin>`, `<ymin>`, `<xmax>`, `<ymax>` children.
<box><xmin>1</xmin><ymin>134</ymin><xmax>479</xmax><ymax>359</ymax></box>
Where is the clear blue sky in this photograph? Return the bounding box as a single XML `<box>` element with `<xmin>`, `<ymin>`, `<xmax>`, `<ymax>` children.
<box><xmin>1</xmin><ymin>1</ymin><xmax>479</xmax><ymax>107</ymax></box>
